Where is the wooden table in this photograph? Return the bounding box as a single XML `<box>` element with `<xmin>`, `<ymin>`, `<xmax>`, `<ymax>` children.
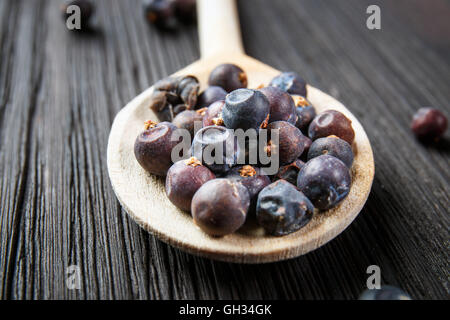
<box><xmin>0</xmin><ymin>0</ymin><xmax>448</xmax><ymax>299</ymax></box>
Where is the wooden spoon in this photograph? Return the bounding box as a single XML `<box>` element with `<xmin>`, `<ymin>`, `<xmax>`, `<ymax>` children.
<box><xmin>107</xmin><ymin>0</ymin><xmax>375</xmax><ymax>263</ymax></box>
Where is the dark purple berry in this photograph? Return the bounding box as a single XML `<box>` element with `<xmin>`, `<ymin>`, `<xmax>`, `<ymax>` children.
<box><xmin>196</xmin><ymin>86</ymin><xmax>227</xmax><ymax>109</ymax></box>
<box><xmin>172</xmin><ymin>109</ymin><xmax>204</xmax><ymax>138</ymax></box>
<box><xmin>134</xmin><ymin>121</ymin><xmax>181</xmax><ymax>176</ymax></box>
<box><xmin>208</xmin><ymin>64</ymin><xmax>248</xmax><ymax>92</ymax></box>
<box><xmin>226</xmin><ymin>165</ymin><xmax>271</xmax><ymax>211</ymax></box>
<box><xmin>165</xmin><ymin>157</ymin><xmax>215</xmax><ymax>212</ymax></box>
<box><xmin>359</xmin><ymin>286</ymin><xmax>411</xmax><ymax>300</ymax></box>
<box><xmin>191</xmin><ymin>126</ymin><xmax>239</xmax><ymax>174</ymax></box>
<box><xmin>308</xmin><ymin>110</ymin><xmax>355</xmax><ymax>145</ymax></box>
<box><xmin>299</xmin><ymin>135</ymin><xmax>312</xmax><ymax>161</ymax></box>
<box><xmin>192</xmin><ymin>179</ymin><xmax>250</xmax><ymax>236</ymax></box>
<box><xmin>202</xmin><ymin>100</ymin><xmax>225</xmax><ymax>127</ymax></box>
<box><xmin>256</xmin><ymin>180</ymin><xmax>314</xmax><ymax>236</ymax></box>
<box><xmin>411</xmin><ymin>107</ymin><xmax>447</xmax><ymax>142</ymax></box>
<box><xmin>173</xmin><ymin>0</ymin><xmax>196</xmax><ymax>23</ymax></box>
<box><xmin>144</xmin><ymin>0</ymin><xmax>177</xmax><ymax>30</ymax></box>
<box><xmin>259</xmin><ymin>86</ymin><xmax>297</xmax><ymax>124</ymax></box>
<box><xmin>269</xmin><ymin>72</ymin><xmax>307</xmax><ymax>97</ymax></box>
<box><xmin>292</xmin><ymin>95</ymin><xmax>316</xmax><ymax>132</ymax></box>
<box><xmin>297</xmin><ymin>155</ymin><xmax>351</xmax><ymax>210</ymax></box>
<box><xmin>149</xmin><ymin>75</ymin><xmax>200</xmax><ymax>121</ymax></box>
<box><xmin>308</xmin><ymin>136</ymin><xmax>354</xmax><ymax>168</ymax></box>
<box><xmin>273</xmin><ymin>159</ymin><xmax>305</xmax><ymax>185</ymax></box>
<box><xmin>223</xmin><ymin>89</ymin><xmax>270</xmax><ymax>130</ymax></box>
<box><xmin>264</xmin><ymin>121</ymin><xmax>305</xmax><ymax>165</ymax></box>
<box><xmin>62</xmin><ymin>0</ymin><xmax>94</xmax><ymax>28</ymax></box>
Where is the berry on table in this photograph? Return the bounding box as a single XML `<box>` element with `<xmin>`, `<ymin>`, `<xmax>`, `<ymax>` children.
<box><xmin>143</xmin><ymin>0</ymin><xmax>178</xmax><ymax>30</ymax></box>
<box><xmin>148</xmin><ymin>75</ymin><xmax>200</xmax><ymax>122</ymax></box>
<box><xmin>134</xmin><ymin>120</ymin><xmax>181</xmax><ymax>176</ymax></box>
<box><xmin>208</xmin><ymin>64</ymin><xmax>248</xmax><ymax>92</ymax></box>
<box><xmin>299</xmin><ymin>135</ymin><xmax>312</xmax><ymax>161</ymax></box>
<box><xmin>307</xmin><ymin>136</ymin><xmax>354</xmax><ymax>168</ymax></box>
<box><xmin>256</xmin><ymin>180</ymin><xmax>314</xmax><ymax>236</ymax></box>
<box><xmin>292</xmin><ymin>95</ymin><xmax>316</xmax><ymax>132</ymax></box>
<box><xmin>273</xmin><ymin>159</ymin><xmax>305</xmax><ymax>185</ymax></box>
<box><xmin>269</xmin><ymin>71</ymin><xmax>307</xmax><ymax>97</ymax></box>
<box><xmin>173</xmin><ymin>0</ymin><xmax>197</xmax><ymax>23</ymax></box>
<box><xmin>411</xmin><ymin>107</ymin><xmax>447</xmax><ymax>142</ymax></box>
<box><xmin>197</xmin><ymin>86</ymin><xmax>227</xmax><ymax>109</ymax></box>
<box><xmin>165</xmin><ymin>157</ymin><xmax>215</xmax><ymax>211</ymax></box>
<box><xmin>259</xmin><ymin>86</ymin><xmax>297</xmax><ymax>125</ymax></box>
<box><xmin>202</xmin><ymin>100</ymin><xmax>225</xmax><ymax>127</ymax></box>
<box><xmin>226</xmin><ymin>165</ymin><xmax>271</xmax><ymax>212</ymax></box>
<box><xmin>308</xmin><ymin>110</ymin><xmax>355</xmax><ymax>145</ymax></box>
<box><xmin>264</xmin><ymin>121</ymin><xmax>306</xmax><ymax>165</ymax></box>
<box><xmin>359</xmin><ymin>286</ymin><xmax>412</xmax><ymax>300</ymax></box>
<box><xmin>192</xmin><ymin>179</ymin><xmax>250</xmax><ymax>236</ymax></box>
<box><xmin>191</xmin><ymin>126</ymin><xmax>239</xmax><ymax>174</ymax></box>
<box><xmin>297</xmin><ymin>155</ymin><xmax>351</xmax><ymax>210</ymax></box>
<box><xmin>222</xmin><ymin>89</ymin><xmax>270</xmax><ymax>131</ymax></box>
<box><xmin>172</xmin><ymin>109</ymin><xmax>204</xmax><ymax>139</ymax></box>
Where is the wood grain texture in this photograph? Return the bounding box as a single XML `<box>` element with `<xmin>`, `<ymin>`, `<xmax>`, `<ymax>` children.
<box><xmin>0</xmin><ymin>0</ymin><xmax>448</xmax><ymax>299</ymax></box>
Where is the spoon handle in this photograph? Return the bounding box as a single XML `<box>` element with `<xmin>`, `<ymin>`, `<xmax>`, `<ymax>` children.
<box><xmin>198</xmin><ymin>0</ymin><xmax>245</xmax><ymax>58</ymax></box>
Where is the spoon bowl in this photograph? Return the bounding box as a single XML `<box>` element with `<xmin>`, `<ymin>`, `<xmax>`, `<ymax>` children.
<box><xmin>107</xmin><ymin>0</ymin><xmax>374</xmax><ymax>263</ymax></box>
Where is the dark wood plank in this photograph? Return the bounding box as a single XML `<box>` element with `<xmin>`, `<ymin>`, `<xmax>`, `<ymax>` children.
<box><xmin>0</xmin><ymin>0</ymin><xmax>448</xmax><ymax>300</ymax></box>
